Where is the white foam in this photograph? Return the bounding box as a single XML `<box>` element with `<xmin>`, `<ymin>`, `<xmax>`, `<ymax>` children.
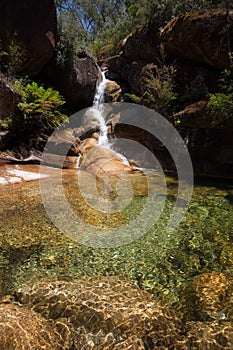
<box><xmin>75</xmin><ymin>154</ymin><xmax>82</xmax><ymax>169</ymax></box>
<box><xmin>6</xmin><ymin>169</ymin><xmax>48</xmax><ymax>181</ymax></box>
<box><xmin>0</xmin><ymin>177</ymin><xmax>8</xmax><ymax>184</ymax></box>
<box><xmin>8</xmin><ymin>177</ymin><xmax>22</xmax><ymax>184</ymax></box>
<box><xmin>92</xmin><ymin>71</ymin><xmax>109</xmax><ymax>147</ymax></box>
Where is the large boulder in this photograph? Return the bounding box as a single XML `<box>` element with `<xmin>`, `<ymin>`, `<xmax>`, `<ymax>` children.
<box><xmin>43</xmin><ymin>50</ymin><xmax>102</xmax><ymax>111</ymax></box>
<box><xmin>79</xmin><ymin>137</ymin><xmax>138</xmax><ymax>175</ymax></box>
<box><xmin>99</xmin><ymin>24</ymin><xmax>161</xmax><ymax>83</ymax></box>
<box><xmin>161</xmin><ymin>10</ymin><xmax>233</xmax><ymax>70</ymax></box>
<box><xmin>99</xmin><ymin>25</ymin><xmax>160</xmax><ymax>70</ymax></box>
<box><xmin>0</xmin><ymin>0</ymin><xmax>57</xmax><ymax>76</ymax></box>
<box><xmin>0</xmin><ymin>79</ymin><xmax>19</xmax><ymax>125</ymax></box>
<box><xmin>121</xmin><ymin>25</ymin><xmax>160</xmax><ymax>62</ymax></box>
<box><xmin>121</xmin><ymin>61</ymin><xmax>157</xmax><ymax>94</ymax></box>
<box><xmin>77</xmin><ymin>136</ymin><xmax>142</xmax><ymax>199</ymax></box>
<box><xmin>178</xmin><ymin>272</ymin><xmax>233</xmax><ymax>322</ymax></box>
<box><xmin>15</xmin><ymin>276</ymin><xmax>182</xmax><ymax>349</ymax></box>
<box><xmin>0</xmin><ymin>303</ymin><xmax>63</xmax><ymax>349</ymax></box>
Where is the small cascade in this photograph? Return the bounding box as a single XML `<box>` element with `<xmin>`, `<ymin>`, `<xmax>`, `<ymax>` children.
<box><xmin>92</xmin><ymin>71</ymin><xmax>109</xmax><ymax>147</ymax></box>
<box><xmin>75</xmin><ymin>154</ymin><xmax>82</xmax><ymax>169</ymax></box>
<box><xmin>83</xmin><ymin>69</ymin><xmax>129</xmax><ymax>166</ymax></box>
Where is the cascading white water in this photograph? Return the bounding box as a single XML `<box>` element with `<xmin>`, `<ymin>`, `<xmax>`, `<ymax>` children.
<box><xmin>88</xmin><ymin>70</ymin><xmax>129</xmax><ymax>165</ymax></box>
<box><xmin>92</xmin><ymin>71</ymin><xmax>109</xmax><ymax>147</ymax></box>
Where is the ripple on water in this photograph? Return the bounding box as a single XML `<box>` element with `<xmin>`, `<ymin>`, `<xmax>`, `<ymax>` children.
<box><xmin>0</xmin><ymin>165</ymin><xmax>232</xmax><ymax>306</ymax></box>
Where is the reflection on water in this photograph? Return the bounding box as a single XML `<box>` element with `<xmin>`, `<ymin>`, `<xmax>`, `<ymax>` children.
<box><xmin>0</xmin><ymin>164</ymin><xmax>232</xmax><ymax>304</ymax></box>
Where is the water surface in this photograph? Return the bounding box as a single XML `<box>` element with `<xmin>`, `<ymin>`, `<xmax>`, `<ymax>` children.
<box><xmin>0</xmin><ymin>164</ymin><xmax>232</xmax><ymax>305</ymax></box>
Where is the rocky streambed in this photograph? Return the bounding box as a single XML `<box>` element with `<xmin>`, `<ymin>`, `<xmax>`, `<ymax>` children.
<box><xmin>0</xmin><ymin>163</ymin><xmax>232</xmax><ymax>348</ymax></box>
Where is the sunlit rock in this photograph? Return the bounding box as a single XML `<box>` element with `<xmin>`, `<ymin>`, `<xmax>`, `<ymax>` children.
<box><xmin>15</xmin><ymin>276</ymin><xmax>182</xmax><ymax>349</ymax></box>
<box><xmin>104</xmin><ymin>80</ymin><xmax>122</xmax><ymax>102</ymax></box>
<box><xmin>161</xmin><ymin>10</ymin><xmax>233</xmax><ymax>70</ymax></box>
<box><xmin>175</xmin><ymin>321</ymin><xmax>233</xmax><ymax>350</ymax></box>
<box><xmin>0</xmin><ymin>303</ymin><xmax>63</xmax><ymax>349</ymax></box>
<box><xmin>178</xmin><ymin>272</ymin><xmax>233</xmax><ymax>321</ymax></box>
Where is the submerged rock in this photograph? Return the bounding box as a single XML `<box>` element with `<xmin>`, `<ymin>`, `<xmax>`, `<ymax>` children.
<box><xmin>15</xmin><ymin>276</ymin><xmax>182</xmax><ymax>349</ymax></box>
<box><xmin>0</xmin><ymin>303</ymin><xmax>63</xmax><ymax>349</ymax></box>
<box><xmin>176</xmin><ymin>321</ymin><xmax>233</xmax><ymax>350</ymax></box>
<box><xmin>178</xmin><ymin>271</ymin><xmax>233</xmax><ymax>322</ymax></box>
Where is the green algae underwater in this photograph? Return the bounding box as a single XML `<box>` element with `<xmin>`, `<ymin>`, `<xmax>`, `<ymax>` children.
<box><xmin>0</xmin><ymin>165</ymin><xmax>232</xmax><ymax>306</ymax></box>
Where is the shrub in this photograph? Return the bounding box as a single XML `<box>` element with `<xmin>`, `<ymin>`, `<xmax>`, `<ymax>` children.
<box><xmin>0</xmin><ymin>117</ymin><xmax>11</xmax><ymax>130</ymax></box>
<box><xmin>127</xmin><ymin>61</ymin><xmax>177</xmax><ymax>115</ymax></box>
<box><xmin>142</xmin><ymin>64</ymin><xmax>177</xmax><ymax>114</ymax></box>
<box><xmin>11</xmin><ymin>80</ymin><xmax>67</xmax><ymax>140</ymax></box>
<box><xmin>0</xmin><ymin>33</ymin><xmax>24</xmax><ymax>77</ymax></box>
<box><xmin>208</xmin><ymin>69</ymin><xmax>233</xmax><ymax>128</ymax></box>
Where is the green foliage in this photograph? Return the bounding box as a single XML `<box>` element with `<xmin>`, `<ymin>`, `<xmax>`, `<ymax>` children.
<box><xmin>127</xmin><ymin>60</ymin><xmax>177</xmax><ymax>115</ymax></box>
<box><xmin>0</xmin><ymin>117</ymin><xmax>11</xmax><ymax>130</ymax></box>
<box><xmin>143</xmin><ymin>65</ymin><xmax>177</xmax><ymax>113</ymax></box>
<box><xmin>88</xmin><ymin>14</ymin><xmax>134</xmax><ymax>57</ymax></box>
<box><xmin>208</xmin><ymin>69</ymin><xmax>233</xmax><ymax>128</ymax></box>
<box><xmin>54</xmin><ymin>0</ymin><xmax>230</xmax><ymax>59</ymax></box>
<box><xmin>127</xmin><ymin>0</ymin><xmax>225</xmax><ymax>28</ymax></box>
<box><xmin>55</xmin><ymin>0</ymin><xmax>133</xmax><ymax>57</ymax></box>
<box><xmin>56</xmin><ymin>9</ymin><xmax>87</xmax><ymax>63</ymax></box>
<box><xmin>0</xmin><ymin>33</ymin><xmax>24</xmax><ymax>77</ymax></box>
<box><xmin>11</xmin><ymin>80</ymin><xmax>67</xmax><ymax>138</ymax></box>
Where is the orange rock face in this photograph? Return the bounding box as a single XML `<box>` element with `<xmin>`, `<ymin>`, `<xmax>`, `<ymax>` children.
<box><xmin>161</xmin><ymin>10</ymin><xmax>233</xmax><ymax>69</ymax></box>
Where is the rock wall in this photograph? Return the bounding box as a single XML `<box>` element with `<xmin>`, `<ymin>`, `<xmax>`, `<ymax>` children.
<box><xmin>0</xmin><ymin>0</ymin><xmax>57</xmax><ymax>76</ymax></box>
<box><xmin>42</xmin><ymin>50</ymin><xmax>101</xmax><ymax>112</ymax></box>
<box><xmin>161</xmin><ymin>11</ymin><xmax>233</xmax><ymax>70</ymax></box>
<box><xmin>0</xmin><ymin>79</ymin><xmax>18</xmax><ymax>120</ymax></box>
<box><xmin>101</xmin><ymin>10</ymin><xmax>233</xmax><ymax>178</ymax></box>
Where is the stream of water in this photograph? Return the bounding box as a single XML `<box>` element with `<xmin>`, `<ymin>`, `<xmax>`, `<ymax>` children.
<box><xmin>0</xmin><ymin>167</ymin><xmax>232</xmax><ymax>305</ymax></box>
<box><xmin>90</xmin><ymin>71</ymin><xmax>129</xmax><ymax>165</ymax></box>
<box><xmin>92</xmin><ymin>71</ymin><xmax>109</xmax><ymax>147</ymax></box>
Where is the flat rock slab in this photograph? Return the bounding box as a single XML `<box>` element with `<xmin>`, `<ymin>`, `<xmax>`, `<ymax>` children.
<box><xmin>0</xmin><ymin>164</ymin><xmax>48</xmax><ymax>185</ymax></box>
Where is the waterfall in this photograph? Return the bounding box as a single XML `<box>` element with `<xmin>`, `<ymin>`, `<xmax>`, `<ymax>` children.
<box><xmin>92</xmin><ymin>71</ymin><xmax>109</xmax><ymax>147</ymax></box>
<box><xmin>87</xmin><ymin>70</ymin><xmax>129</xmax><ymax>165</ymax></box>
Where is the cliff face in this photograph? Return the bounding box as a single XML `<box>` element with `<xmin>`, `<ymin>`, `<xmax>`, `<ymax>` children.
<box><xmin>101</xmin><ymin>10</ymin><xmax>233</xmax><ymax>178</ymax></box>
<box><xmin>0</xmin><ymin>0</ymin><xmax>57</xmax><ymax>76</ymax></box>
<box><xmin>42</xmin><ymin>51</ymin><xmax>101</xmax><ymax>112</ymax></box>
<box><xmin>0</xmin><ymin>0</ymin><xmax>101</xmax><ymax>112</ymax></box>
<box><xmin>161</xmin><ymin>11</ymin><xmax>233</xmax><ymax>70</ymax></box>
